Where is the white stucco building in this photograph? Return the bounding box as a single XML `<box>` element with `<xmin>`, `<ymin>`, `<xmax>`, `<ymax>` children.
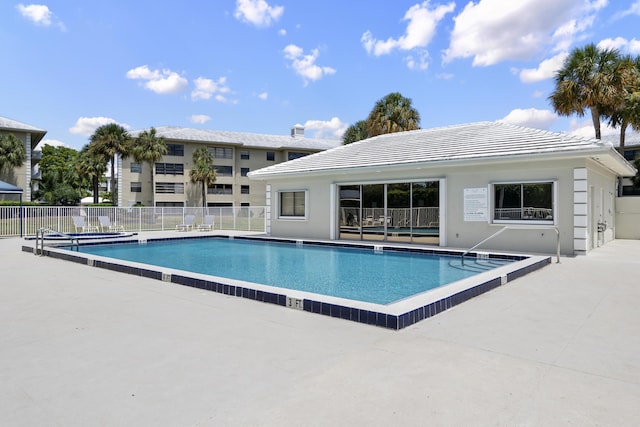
<box><xmin>249</xmin><ymin>121</ymin><xmax>637</xmax><ymax>255</ymax></box>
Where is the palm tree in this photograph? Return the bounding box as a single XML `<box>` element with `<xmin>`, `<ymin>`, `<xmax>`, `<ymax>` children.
<box><xmin>89</xmin><ymin>123</ymin><xmax>131</xmax><ymax>206</ymax></box>
<box><xmin>549</xmin><ymin>43</ymin><xmax>625</xmax><ymax>140</ymax></box>
<box><xmin>366</xmin><ymin>92</ymin><xmax>421</xmax><ymax>137</ymax></box>
<box><xmin>342</xmin><ymin>120</ymin><xmax>369</xmax><ymax>145</ymax></box>
<box><xmin>77</xmin><ymin>144</ymin><xmax>108</xmax><ymax>204</ymax></box>
<box><xmin>602</xmin><ymin>55</ymin><xmax>640</xmax><ymax>154</ymax></box>
<box><xmin>131</xmin><ymin>128</ymin><xmax>168</xmax><ymax>206</ymax></box>
<box><xmin>0</xmin><ymin>133</ymin><xmax>26</xmax><ymax>173</ymax></box>
<box><xmin>189</xmin><ymin>147</ymin><xmax>216</xmax><ymax>208</ymax></box>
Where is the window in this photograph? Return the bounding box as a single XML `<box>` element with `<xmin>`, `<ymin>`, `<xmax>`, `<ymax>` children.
<box><xmin>241</xmin><ymin>167</ymin><xmax>250</xmax><ymax>177</ymax></box>
<box><xmin>155</xmin><ymin>163</ymin><xmax>184</xmax><ymax>175</ymax></box>
<box><xmin>130</xmin><ymin>163</ymin><xmax>142</xmax><ymax>173</ymax></box>
<box><xmin>266</xmin><ymin>151</ymin><xmax>275</xmax><ymax>161</ymax></box>
<box><xmin>166</xmin><ymin>144</ymin><xmax>184</xmax><ymax>156</ymax></box>
<box><xmin>214</xmin><ymin>165</ymin><xmax>233</xmax><ymax>176</ymax></box>
<box><xmin>131</xmin><ymin>182</ymin><xmax>142</xmax><ymax>193</ymax></box>
<box><xmin>155</xmin><ymin>182</ymin><xmax>184</xmax><ymax>194</ymax></box>
<box><xmin>240</xmin><ymin>150</ymin><xmax>250</xmax><ymax>160</ymax></box>
<box><xmin>279</xmin><ymin>191</ymin><xmax>306</xmax><ymax>218</ymax></box>
<box><xmin>287</xmin><ymin>152</ymin><xmax>308</xmax><ymax>161</ymax></box>
<box><xmin>241</xmin><ymin>185</ymin><xmax>250</xmax><ymax>194</ymax></box>
<box><xmin>208</xmin><ymin>184</ymin><xmax>233</xmax><ymax>195</ymax></box>
<box><xmin>208</xmin><ymin>146</ymin><xmax>233</xmax><ymax>159</ymax></box>
<box><xmin>493</xmin><ymin>182</ymin><xmax>554</xmax><ymax>222</ymax></box>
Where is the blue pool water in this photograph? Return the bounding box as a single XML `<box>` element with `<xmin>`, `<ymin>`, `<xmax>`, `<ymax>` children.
<box><xmin>77</xmin><ymin>238</ymin><xmax>514</xmax><ymax>305</ymax></box>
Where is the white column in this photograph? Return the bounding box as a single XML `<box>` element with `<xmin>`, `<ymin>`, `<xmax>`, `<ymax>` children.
<box><xmin>573</xmin><ymin>168</ymin><xmax>588</xmax><ymax>254</ymax></box>
<box><xmin>25</xmin><ymin>134</ymin><xmax>32</xmax><ymax>200</ymax></box>
<box><xmin>265</xmin><ymin>184</ymin><xmax>271</xmax><ymax>235</ymax></box>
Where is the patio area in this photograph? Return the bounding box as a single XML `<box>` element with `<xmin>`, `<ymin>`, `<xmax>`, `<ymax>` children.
<box><xmin>1</xmin><ymin>234</ymin><xmax>639</xmax><ymax>426</ymax></box>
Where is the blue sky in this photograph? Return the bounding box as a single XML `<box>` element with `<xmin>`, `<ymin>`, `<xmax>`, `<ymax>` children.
<box><xmin>2</xmin><ymin>0</ymin><xmax>640</xmax><ymax>150</ymax></box>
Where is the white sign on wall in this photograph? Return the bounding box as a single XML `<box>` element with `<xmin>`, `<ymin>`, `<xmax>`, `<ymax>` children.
<box><xmin>464</xmin><ymin>187</ymin><xmax>488</xmax><ymax>221</ymax></box>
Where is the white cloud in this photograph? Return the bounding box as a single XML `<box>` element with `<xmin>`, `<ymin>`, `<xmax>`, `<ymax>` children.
<box><xmin>191</xmin><ymin>76</ymin><xmax>230</xmax><ymax>101</ymax></box>
<box><xmin>567</xmin><ymin>118</ymin><xmax>618</xmax><ymax>139</ymax></box>
<box><xmin>69</xmin><ymin>117</ymin><xmax>130</xmax><ymax>136</ymax></box>
<box><xmin>16</xmin><ymin>3</ymin><xmax>65</xmax><ymax>30</ymax></box>
<box><xmin>500</xmin><ymin>108</ymin><xmax>557</xmax><ymax>129</ymax></box>
<box><xmin>258</xmin><ymin>92</ymin><xmax>269</xmax><ymax>100</ymax></box>
<box><xmin>303</xmin><ymin>117</ymin><xmax>348</xmax><ymax>139</ymax></box>
<box><xmin>404</xmin><ymin>50</ymin><xmax>431</xmax><ymax>71</ymax></box>
<box><xmin>283</xmin><ymin>44</ymin><xmax>336</xmax><ymax>85</ymax></box>
<box><xmin>598</xmin><ymin>37</ymin><xmax>640</xmax><ymax>54</ymax></box>
<box><xmin>234</xmin><ymin>0</ymin><xmax>283</xmax><ymax>27</ymax></box>
<box><xmin>34</xmin><ymin>139</ymin><xmax>67</xmax><ymax>151</ymax></box>
<box><xmin>616</xmin><ymin>0</ymin><xmax>640</xmax><ymax>18</ymax></box>
<box><xmin>518</xmin><ymin>52</ymin><xmax>568</xmax><ymax>83</ymax></box>
<box><xmin>189</xmin><ymin>115</ymin><xmax>211</xmax><ymax>124</ymax></box>
<box><xmin>532</xmin><ymin>90</ymin><xmax>544</xmax><ymax>98</ymax></box>
<box><xmin>444</xmin><ymin>0</ymin><xmax>605</xmax><ymax>66</ymax></box>
<box><xmin>126</xmin><ymin>65</ymin><xmax>188</xmax><ymax>94</ymax></box>
<box><xmin>362</xmin><ymin>1</ymin><xmax>454</xmax><ymax>58</ymax></box>
<box><xmin>278</xmin><ymin>28</ymin><xmax>286</xmax><ymax>36</ymax></box>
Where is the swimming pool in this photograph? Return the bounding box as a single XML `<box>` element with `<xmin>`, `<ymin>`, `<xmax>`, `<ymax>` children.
<box><xmin>76</xmin><ymin>237</ymin><xmax>513</xmax><ymax>305</ymax></box>
<box><xmin>26</xmin><ymin>235</ymin><xmax>551</xmax><ymax>329</ymax></box>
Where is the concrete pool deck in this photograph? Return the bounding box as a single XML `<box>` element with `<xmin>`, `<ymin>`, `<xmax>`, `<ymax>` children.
<box><xmin>1</xmin><ymin>233</ymin><xmax>639</xmax><ymax>426</ymax></box>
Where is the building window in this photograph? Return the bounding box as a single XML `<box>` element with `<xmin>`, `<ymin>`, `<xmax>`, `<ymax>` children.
<box><xmin>131</xmin><ymin>182</ymin><xmax>142</xmax><ymax>193</ymax></box>
<box><xmin>241</xmin><ymin>167</ymin><xmax>250</xmax><ymax>177</ymax></box>
<box><xmin>155</xmin><ymin>182</ymin><xmax>185</xmax><ymax>194</ymax></box>
<box><xmin>208</xmin><ymin>184</ymin><xmax>233</xmax><ymax>195</ymax></box>
<box><xmin>166</xmin><ymin>144</ymin><xmax>184</xmax><ymax>156</ymax></box>
<box><xmin>240</xmin><ymin>150</ymin><xmax>250</xmax><ymax>160</ymax></box>
<box><xmin>208</xmin><ymin>146</ymin><xmax>233</xmax><ymax>159</ymax></box>
<box><xmin>287</xmin><ymin>152</ymin><xmax>308</xmax><ymax>161</ymax></box>
<box><xmin>493</xmin><ymin>182</ymin><xmax>554</xmax><ymax>222</ymax></box>
<box><xmin>155</xmin><ymin>163</ymin><xmax>184</xmax><ymax>175</ymax></box>
<box><xmin>241</xmin><ymin>185</ymin><xmax>250</xmax><ymax>194</ymax></box>
<box><xmin>214</xmin><ymin>165</ymin><xmax>233</xmax><ymax>176</ymax></box>
<box><xmin>130</xmin><ymin>163</ymin><xmax>142</xmax><ymax>173</ymax></box>
<box><xmin>266</xmin><ymin>151</ymin><xmax>275</xmax><ymax>161</ymax></box>
<box><xmin>279</xmin><ymin>191</ymin><xmax>306</xmax><ymax>218</ymax></box>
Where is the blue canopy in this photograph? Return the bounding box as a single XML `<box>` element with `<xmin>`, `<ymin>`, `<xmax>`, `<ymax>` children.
<box><xmin>0</xmin><ymin>180</ymin><xmax>23</xmax><ymax>194</ymax></box>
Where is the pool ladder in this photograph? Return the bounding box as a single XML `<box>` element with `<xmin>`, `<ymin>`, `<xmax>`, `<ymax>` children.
<box><xmin>35</xmin><ymin>227</ymin><xmax>79</xmax><ymax>255</ymax></box>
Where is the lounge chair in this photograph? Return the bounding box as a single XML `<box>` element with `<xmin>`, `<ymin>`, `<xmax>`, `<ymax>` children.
<box><xmin>198</xmin><ymin>215</ymin><xmax>215</xmax><ymax>231</ymax></box>
<box><xmin>98</xmin><ymin>216</ymin><xmax>124</xmax><ymax>232</ymax></box>
<box><xmin>72</xmin><ymin>215</ymin><xmax>98</xmax><ymax>233</ymax></box>
<box><xmin>176</xmin><ymin>214</ymin><xmax>195</xmax><ymax>231</ymax></box>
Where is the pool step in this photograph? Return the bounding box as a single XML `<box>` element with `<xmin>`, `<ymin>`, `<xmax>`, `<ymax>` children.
<box><xmin>448</xmin><ymin>258</ymin><xmax>511</xmax><ymax>272</ymax></box>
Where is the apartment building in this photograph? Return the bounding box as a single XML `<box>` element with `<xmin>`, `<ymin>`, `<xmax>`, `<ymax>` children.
<box><xmin>0</xmin><ymin>116</ymin><xmax>46</xmax><ymax>201</ymax></box>
<box><xmin>121</xmin><ymin>125</ymin><xmax>341</xmax><ymax>208</ymax></box>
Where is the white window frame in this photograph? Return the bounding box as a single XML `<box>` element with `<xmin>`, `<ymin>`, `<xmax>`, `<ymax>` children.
<box><xmin>278</xmin><ymin>190</ymin><xmax>307</xmax><ymax>220</ymax></box>
<box><xmin>491</xmin><ymin>180</ymin><xmax>557</xmax><ymax>225</ymax></box>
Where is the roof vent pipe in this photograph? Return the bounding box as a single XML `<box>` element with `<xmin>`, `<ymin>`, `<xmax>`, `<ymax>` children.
<box><xmin>291</xmin><ymin>124</ymin><xmax>304</xmax><ymax>138</ymax></box>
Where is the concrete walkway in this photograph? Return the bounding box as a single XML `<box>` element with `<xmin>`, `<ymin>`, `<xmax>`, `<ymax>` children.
<box><xmin>1</xmin><ymin>235</ymin><xmax>639</xmax><ymax>426</ymax></box>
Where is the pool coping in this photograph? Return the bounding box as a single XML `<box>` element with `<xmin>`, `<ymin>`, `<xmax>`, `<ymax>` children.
<box><xmin>22</xmin><ymin>234</ymin><xmax>551</xmax><ymax>330</ymax></box>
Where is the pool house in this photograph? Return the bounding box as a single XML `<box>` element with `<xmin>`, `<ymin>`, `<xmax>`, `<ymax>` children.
<box><xmin>248</xmin><ymin>121</ymin><xmax>637</xmax><ymax>256</ymax></box>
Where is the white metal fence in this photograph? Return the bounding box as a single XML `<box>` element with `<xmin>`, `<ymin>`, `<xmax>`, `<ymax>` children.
<box><xmin>0</xmin><ymin>206</ymin><xmax>267</xmax><ymax>237</ymax></box>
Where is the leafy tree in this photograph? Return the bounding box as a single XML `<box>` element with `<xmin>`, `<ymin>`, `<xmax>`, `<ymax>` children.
<box><xmin>35</xmin><ymin>145</ymin><xmax>82</xmax><ymax>205</ymax></box>
<box><xmin>342</xmin><ymin>92</ymin><xmax>421</xmax><ymax>145</ymax></box>
<box><xmin>77</xmin><ymin>144</ymin><xmax>108</xmax><ymax>204</ymax></box>
<box><xmin>549</xmin><ymin>43</ymin><xmax>625</xmax><ymax>140</ymax></box>
<box><xmin>189</xmin><ymin>147</ymin><xmax>217</xmax><ymax>208</ymax></box>
<box><xmin>342</xmin><ymin>120</ymin><xmax>369</xmax><ymax>145</ymax></box>
<box><xmin>131</xmin><ymin>127</ymin><xmax>167</xmax><ymax>206</ymax></box>
<box><xmin>366</xmin><ymin>92</ymin><xmax>421</xmax><ymax>137</ymax></box>
<box><xmin>0</xmin><ymin>133</ymin><xmax>26</xmax><ymax>173</ymax></box>
<box><xmin>89</xmin><ymin>123</ymin><xmax>131</xmax><ymax>206</ymax></box>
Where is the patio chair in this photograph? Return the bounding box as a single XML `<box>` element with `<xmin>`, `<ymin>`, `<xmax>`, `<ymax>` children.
<box><xmin>198</xmin><ymin>215</ymin><xmax>215</xmax><ymax>231</ymax></box>
<box><xmin>72</xmin><ymin>215</ymin><xmax>98</xmax><ymax>233</ymax></box>
<box><xmin>176</xmin><ymin>214</ymin><xmax>195</xmax><ymax>231</ymax></box>
<box><xmin>98</xmin><ymin>216</ymin><xmax>124</xmax><ymax>232</ymax></box>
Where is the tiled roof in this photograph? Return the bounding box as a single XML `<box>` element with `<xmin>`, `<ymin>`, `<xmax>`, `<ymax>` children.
<box><xmin>130</xmin><ymin>126</ymin><xmax>341</xmax><ymax>151</ymax></box>
<box><xmin>0</xmin><ymin>116</ymin><xmax>47</xmax><ymax>146</ymax></box>
<box><xmin>248</xmin><ymin>121</ymin><xmax>636</xmax><ymax>179</ymax></box>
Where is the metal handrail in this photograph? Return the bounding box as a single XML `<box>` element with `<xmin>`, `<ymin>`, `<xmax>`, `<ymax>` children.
<box><xmin>461</xmin><ymin>226</ymin><xmax>560</xmax><ymax>265</ymax></box>
<box><xmin>35</xmin><ymin>227</ymin><xmax>79</xmax><ymax>255</ymax></box>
